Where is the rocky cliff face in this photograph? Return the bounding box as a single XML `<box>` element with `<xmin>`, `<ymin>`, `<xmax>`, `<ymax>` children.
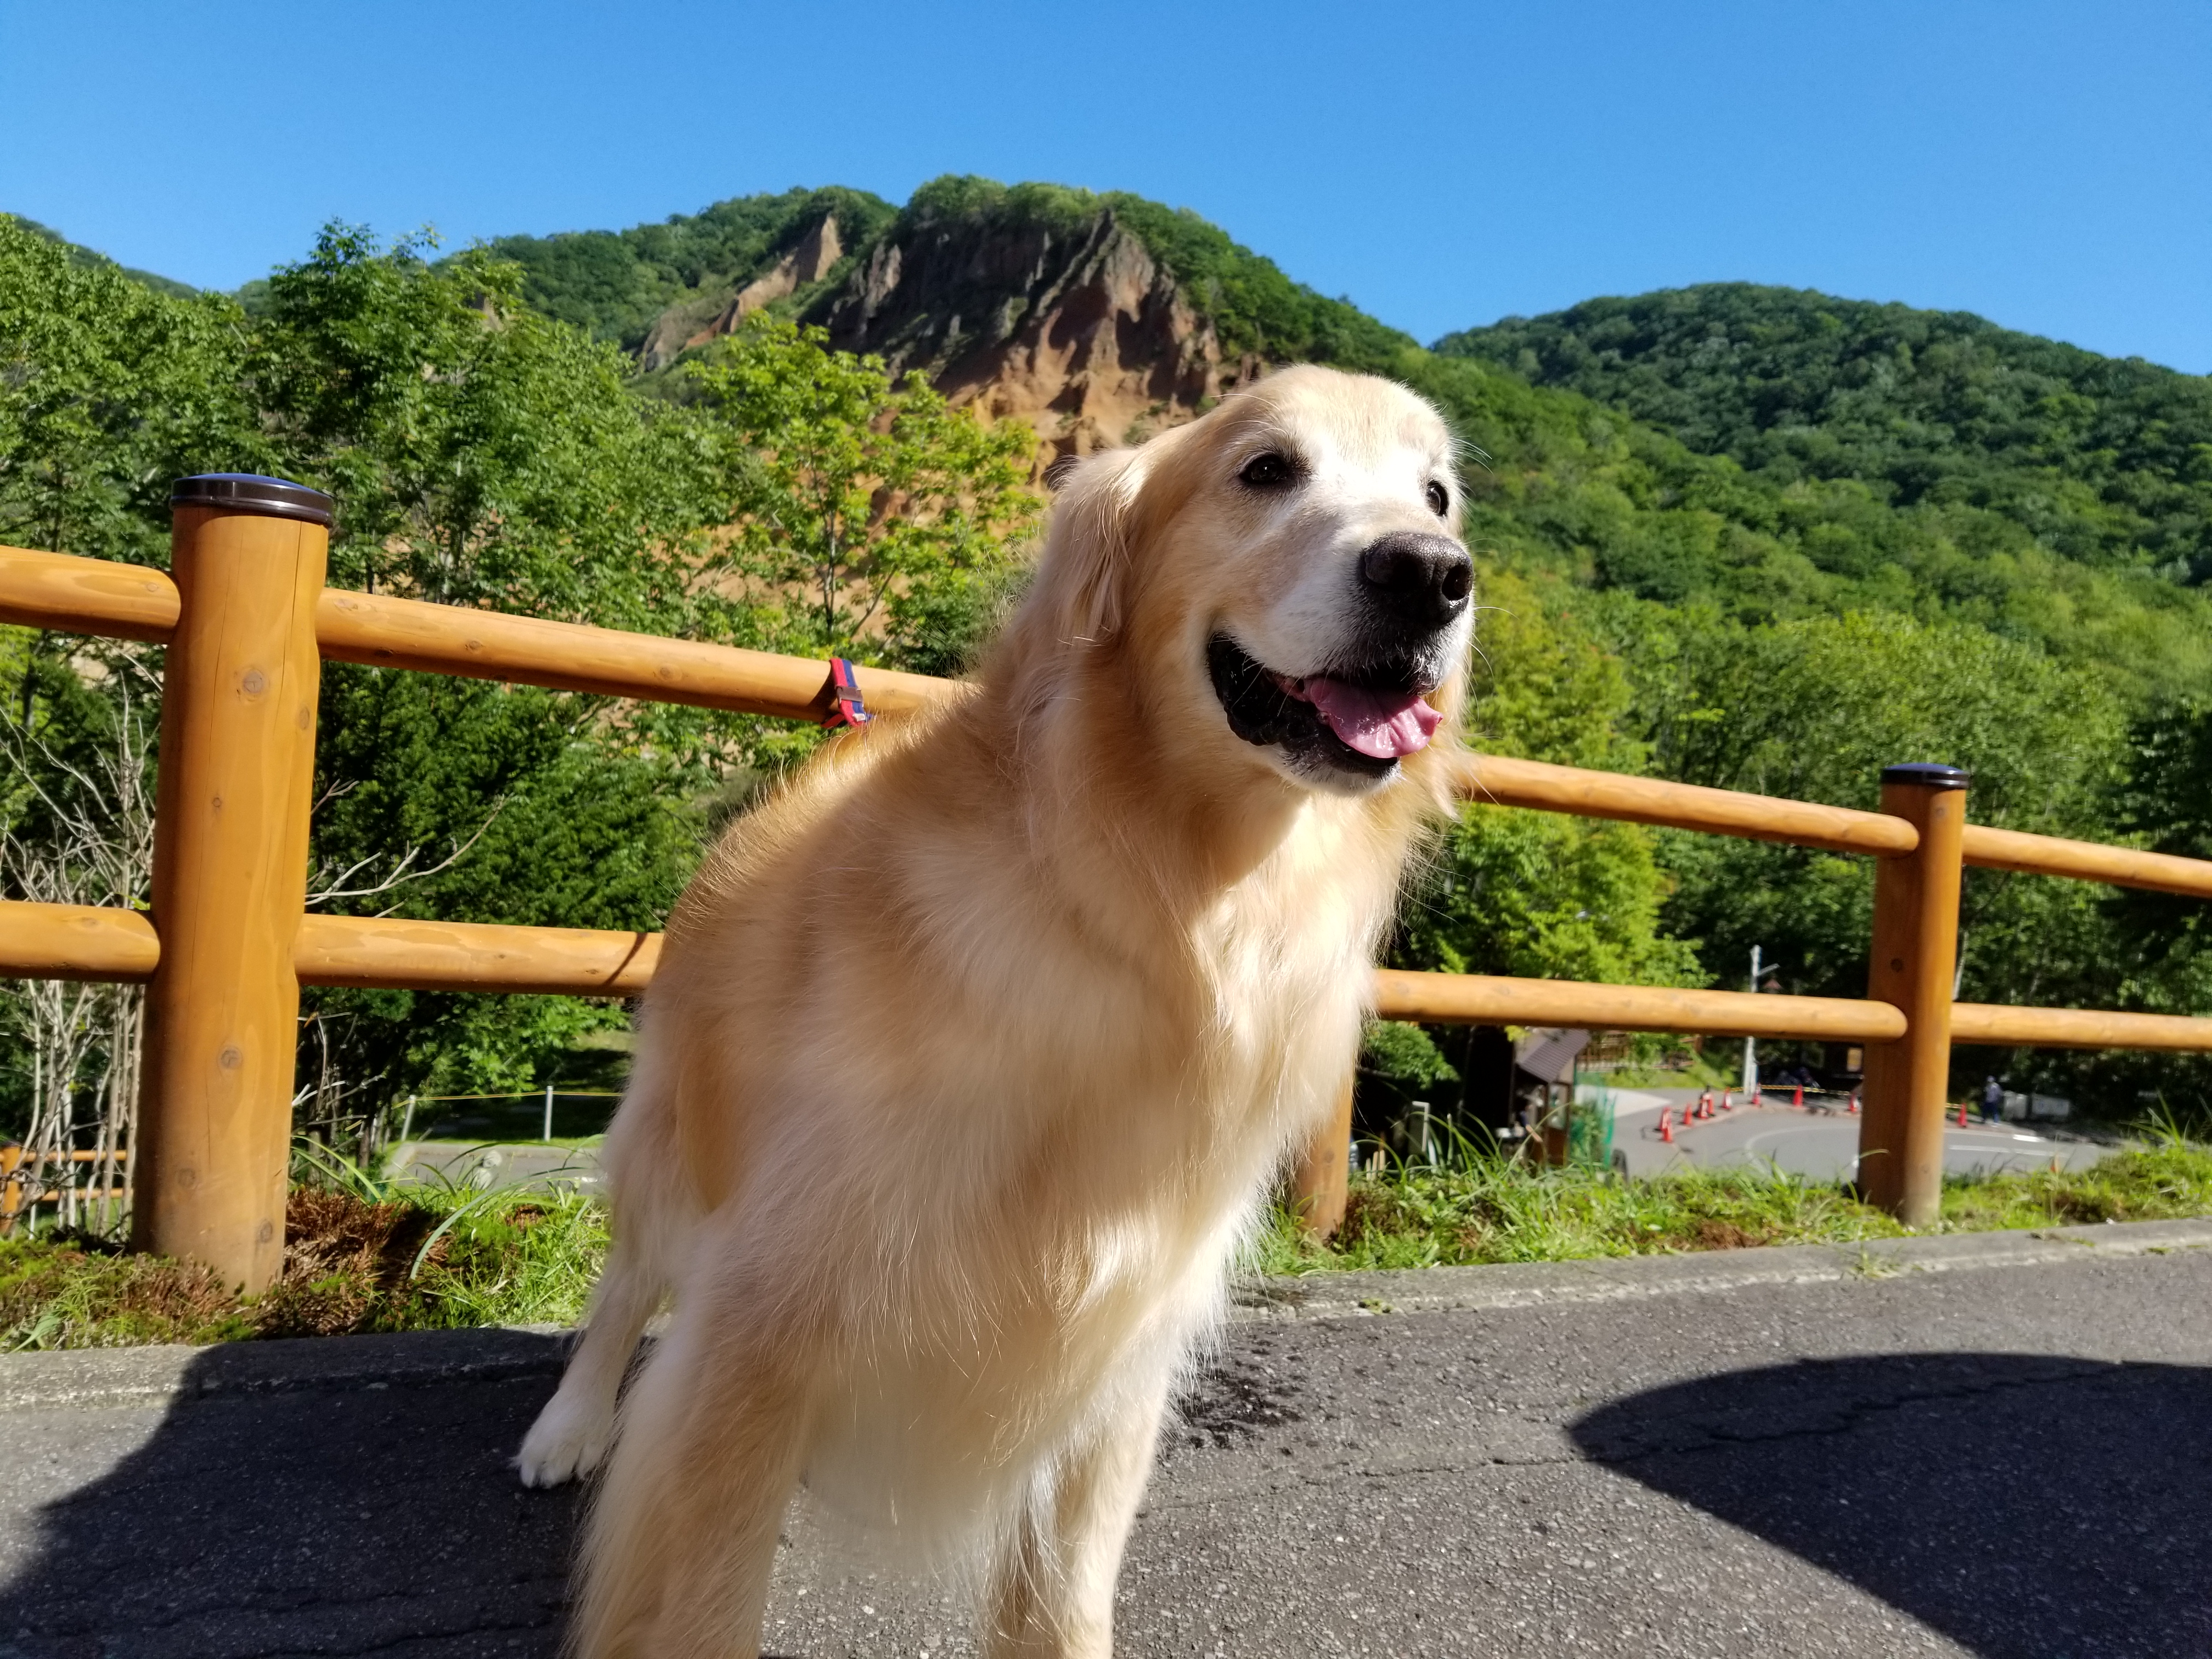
<box><xmin>633</xmin><ymin>200</ymin><xmax>1273</xmax><ymax>461</ymax></box>
<box><xmin>809</xmin><ymin>208</ymin><xmax>1262</xmax><ymax>459</ymax></box>
<box><xmin>639</xmin><ymin>214</ymin><xmax>847</xmax><ymax>371</ymax></box>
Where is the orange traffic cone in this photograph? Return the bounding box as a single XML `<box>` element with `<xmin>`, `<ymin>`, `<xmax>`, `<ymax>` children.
<box><xmin>1721</xmin><ymin>1089</ymin><xmax>1733</xmax><ymax>1112</ymax></box>
<box><xmin>1847</xmin><ymin>1090</ymin><xmax>1860</xmax><ymax>1115</ymax></box>
<box><xmin>1658</xmin><ymin>1107</ymin><xmax>1674</xmax><ymax>1143</ymax></box>
<box><xmin>1792</xmin><ymin>1085</ymin><xmax>1804</xmax><ymax>1110</ymax></box>
<box><xmin>1956</xmin><ymin>1101</ymin><xmax>1969</xmax><ymax>1128</ymax></box>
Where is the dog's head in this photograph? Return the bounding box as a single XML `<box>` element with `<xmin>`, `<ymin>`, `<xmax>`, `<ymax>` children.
<box><xmin>1020</xmin><ymin>365</ymin><xmax>1471</xmax><ymax>799</ymax></box>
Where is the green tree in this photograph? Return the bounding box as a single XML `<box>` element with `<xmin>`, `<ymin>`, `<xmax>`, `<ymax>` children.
<box><xmin>0</xmin><ymin>214</ymin><xmax>252</xmax><ymax>571</ymax></box>
<box><xmin>685</xmin><ymin>315</ymin><xmax>1041</xmax><ymax>669</ymax></box>
<box><xmin>1620</xmin><ymin>607</ymin><xmax>2128</xmax><ymax>1047</ymax></box>
<box><xmin>1395</xmin><ymin>573</ymin><xmax>1703</xmax><ymax>989</ymax></box>
<box><xmin>242</xmin><ymin>227</ymin><xmax>730</xmax><ymax>1101</ymax></box>
<box><xmin>246</xmin><ymin>224</ymin><xmax>721</xmax><ymax>630</ymax></box>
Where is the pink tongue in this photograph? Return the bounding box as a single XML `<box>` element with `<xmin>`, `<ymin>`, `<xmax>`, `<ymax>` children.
<box><xmin>1304</xmin><ymin>679</ymin><xmax>1443</xmax><ymax>760</ymax></box>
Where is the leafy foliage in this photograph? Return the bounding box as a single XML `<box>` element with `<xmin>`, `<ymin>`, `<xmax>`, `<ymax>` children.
<box><xmin>1361</xmin><ymin>1020</ymin><xmax>1459</xmax><ymax>1090</ymax></box>
<box><xmin>248</xmin><ymin>225</ymin><xmax>723</xmax><ymax>625</ymax></box>
<box><xmin>1391</xmin><ymin>348</ymin><xmax>2212</xmax><ymax>703</ymax></box>
<box><xmin>1399</xmin><ymin>572</ymin><xmax>1702</xmax><ymax>989</ymax></box>
<box><xmin>685</xmin><ymin>315</ymin><xmax>1041</xmax><ymax>665</ymax></box>
<box><xmin>9</xmin><ymin>216</ymin><xmax>196</xmax><ymax>299</ymax></box>
<box><xmin>1615</xmin><ymin>607</ymin><xmax>2126</xmax><ymax>1019</ymax></box>
<box><xmin>0</xmin><ymin>215</ymin><xmax>252</xmax><ymax>569</ymax></box>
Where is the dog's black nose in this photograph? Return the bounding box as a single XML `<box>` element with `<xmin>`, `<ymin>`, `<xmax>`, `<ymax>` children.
<box><xmin>1358</xmin><ymin>533</ymin><xmax>1472</xmax><ymax>628</ymax></box>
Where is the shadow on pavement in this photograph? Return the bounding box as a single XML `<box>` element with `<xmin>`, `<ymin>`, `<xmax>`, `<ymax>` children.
<box><xmin>0</xmin><ymin>1330</ymin><xmax>577</xmax><ymax>1658</ymax></box>
<box><xmin>1571</xmin><ymin>1351</ymin><xmax>2212</xmax><ymax>1659</ymax></box>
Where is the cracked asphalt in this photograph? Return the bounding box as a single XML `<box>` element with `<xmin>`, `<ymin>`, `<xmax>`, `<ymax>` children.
<box><xmin>0</xmin><ymin>1237</ymin><xmax>2205</xmax><ymax>1657</ymax></box>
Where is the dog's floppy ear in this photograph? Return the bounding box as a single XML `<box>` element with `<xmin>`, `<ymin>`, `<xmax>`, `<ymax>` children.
<box><xmin>1029</xmin><ymin>446</ymin><xmax>1148</xmax><ymax>644</ymax></box>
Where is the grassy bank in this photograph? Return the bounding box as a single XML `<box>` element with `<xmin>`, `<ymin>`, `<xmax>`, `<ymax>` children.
<box><xmin>0</xmin><ymin>1159</ymin><xmax>606</xmax><ymax>1350</ymax></box>
<box><xmin>1</xmin><ymin>1131</ymin><xmax>2208</xmax><ymax>1350</ymax></box>
<box><xmin>1253</xmin><ymin>1130</ymin><xmax>2212</xmax><ymax>1274</ymax></box>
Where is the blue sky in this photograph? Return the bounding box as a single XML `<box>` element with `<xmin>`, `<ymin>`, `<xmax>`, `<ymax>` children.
<box><xmin>4</xmin><ymin>0</ymin><xmax>2207</xmax><ymax>371</ymax></box>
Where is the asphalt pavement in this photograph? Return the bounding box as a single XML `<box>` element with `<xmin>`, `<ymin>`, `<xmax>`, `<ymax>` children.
<box><xmin>394</xmin><ymin>1104</ymin><xmax>2112</xmax><ymax>1199</ymax></box>
<box><xmin>1604</xmin><ymin>1091</ymin><xmax>2111</xmax><ymax>1181</ymax></box>
<box><xmin>0</xmin><ymin>1220</ymin><xmax>2205</xmax><ymax>1657</ymax></box>
<box><xmin>386</xmin><ymin>1139</ymin><xmax>605</xmax><ymax>1195</ymax></box>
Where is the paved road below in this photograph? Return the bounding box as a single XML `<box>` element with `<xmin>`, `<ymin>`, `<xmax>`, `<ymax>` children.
<box><xmin>387</xmin><ymin>1139</ymin><xmax>603</xmax><ymax>1195</ymax></box>
<box><xmin>0</xmin><ymin>1222</ymin><xmax>2205</xmax><ymax>1657</ymax></box>
<box><xmin>1605</xmin><ymin>1093</ymin><xmax>2111</xmax><ymax>1181</ymax></box>
<box><xmin>393</xmin><ymin>1107</ymin><xmax>2113</xmax><ymax>1196</ymax></box>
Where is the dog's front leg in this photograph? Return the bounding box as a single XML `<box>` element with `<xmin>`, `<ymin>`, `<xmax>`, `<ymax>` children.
<box><xmin>517</xmin><ymin>1232</ymin><xmax>663</xmax><ymax>1487</ymax></box>
<box><xmin>984</xmin><ymin>1375</ymin><xmax>1171</xmax><ymax>1658</ymax></box>
<box><xmin>571</xmin><ymin>1300</ymin><xmax>813</xmax><ymax>1659</ymax></box>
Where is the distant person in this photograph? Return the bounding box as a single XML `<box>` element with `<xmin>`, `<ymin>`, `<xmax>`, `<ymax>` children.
<box><xmin>1982</xmin><ymin>1076</ymin><xmax>2005</xmax><ymax>1124</ymax></box>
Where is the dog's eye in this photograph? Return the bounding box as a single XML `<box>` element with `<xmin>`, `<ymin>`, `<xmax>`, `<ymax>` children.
<box><xmin>1425</xmin><ymin>479</ymin><xmax>1451</xmax><ymax>517</ymax></box>
<box><xmin>1238</xmin><ymin>453</ymin><xmax>1296</xmax><ymax>490</ymax></box>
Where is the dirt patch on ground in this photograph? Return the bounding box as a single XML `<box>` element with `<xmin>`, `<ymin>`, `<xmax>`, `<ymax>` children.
<box><xmin>252</xmin><ymin>1189</ymin><xmax>450</xmax><ymax>1338</ymax></box>
<box><xmin>1690</xmin><ymin>1219</ymin><xmax>1782</xmax><ymax>1251</ymax></box>
<box><xmin>0</xmin><ymin>1189</ymin><xmax>467</xmax><ymax>1347</ymax></box>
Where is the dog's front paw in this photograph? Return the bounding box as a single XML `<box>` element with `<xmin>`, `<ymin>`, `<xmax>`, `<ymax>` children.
<box><xmin>516</xmin><ymin>1387</ymin><xmax>614</xmax><ymax>1488</ymax></box>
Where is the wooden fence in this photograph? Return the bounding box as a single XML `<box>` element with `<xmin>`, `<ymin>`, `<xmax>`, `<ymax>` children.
<box><xmin>4</xmin><ymin>475</ymin><xmax>2211</xmax><ymax>1288</ymax></box>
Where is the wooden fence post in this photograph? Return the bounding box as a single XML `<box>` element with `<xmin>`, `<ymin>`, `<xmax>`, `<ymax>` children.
<box><xmin>1856</xmin><ymin>763</ymin><xmax>1969</xmax><ymax>1228</ymax></box>
<box><xmin>133</xmin><ymin>476</ymin><xmax>331</xmax><ymax>1293</ymax></box>
<box><xmin>1290</xmin><ymin>1074</ymin><xmax>1356</xmax><ymax>1238</ymax></box>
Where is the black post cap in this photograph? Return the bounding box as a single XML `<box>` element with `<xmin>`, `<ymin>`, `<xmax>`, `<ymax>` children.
<box><xmin>1881</xmin><ymin>763</ymin><xmax>1971</xmax><ymax>789</ymax></box>
<box><xmin>170</xmin><ymin>473</ymin><xmax>334</xmax><ymax>529</ymax></box>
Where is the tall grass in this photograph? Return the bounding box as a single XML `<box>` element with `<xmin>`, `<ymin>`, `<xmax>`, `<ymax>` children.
<box><xmin>1254</xmin><ymin>1121</ymin><xmax>2212</xmax><ymax>1276</ymax></box>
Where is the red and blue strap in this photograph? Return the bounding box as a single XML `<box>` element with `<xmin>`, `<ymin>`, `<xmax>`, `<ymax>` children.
<box><xmin>820</xmin><ymin>657</ymin><xmax>872</xmax><ymax>730</ymax></box>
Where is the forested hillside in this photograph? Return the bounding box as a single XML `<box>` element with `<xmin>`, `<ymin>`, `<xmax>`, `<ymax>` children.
<box><xmin>1438</xmin><ymin>284</ymin><xmax>2212</xmax><ymax>585</ymax></box>
<box><xmin>14</xmin><ymin>218</ymin><xmax>196</xmax><ymax>299</ymax></box>
<box><xmin>8</xmin><ymin>182</ymin><xmax>2212</xmax><ymax>1135</ymax></box>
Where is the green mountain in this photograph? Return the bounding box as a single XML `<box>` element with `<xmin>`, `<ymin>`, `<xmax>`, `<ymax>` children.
<box><xmin>16</xmin><ymin>217</ymin><xmax>195</xmax><ymax>299</ymax></box>
<box><xmin>1436</xmin><ymin>284</ymin><xmax>2212</xmax><ymax>586</ymax></box>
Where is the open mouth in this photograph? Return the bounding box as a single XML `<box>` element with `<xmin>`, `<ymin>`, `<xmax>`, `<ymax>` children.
<box><xmin>1207</xmin><ymin>635</ymin><xmax>1443</xmax><ymax>778</ymax></box>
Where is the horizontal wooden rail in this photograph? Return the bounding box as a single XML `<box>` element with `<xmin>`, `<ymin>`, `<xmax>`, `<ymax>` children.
<box><xmin>2</xmin><ymin>902</ymin><xmax>162</xmax><ymax>981</ymax></box>
<box><xmin>0</xmin><ymin>544</ymin><xmax>179</xmax><ymax>641</ymax></box>
<box><xmin>1459</xmin><ymin>754</ymin><xmax>1918</xmax><ymax>859</ymax></box>
<box><xmin>0</xmin><ymin>545</ymin><xmax>946</xmax><ymax>723</ymax></box>
<box><xmin>292</xmin><ymin>915</ymin><xmax>661</xmax><ymax>995</ymax></box>
<box><xmin>315</xmin><ymin>589</ymin><xmax>951</xmax><ymax>721</ymax></box>
<box><xmin>1951</xmin><ymin>1002</ymin><xmax>2212</xmax><ymax>1052</ymax></box>
<box><xmin>1373</xmin><ymin>967</ymin><xmax>1908</xmax><ymax>1041</ymax></box>
<box><xmin>14</xmin><ymin>900</ymin><xmax>2212</xmax><ymax>1051</ymax></box>
<box><xmin>21</xmin><ymin>541</ymin><xmax>2212</xmax><ymax>895</ymax></box>
<box><xmin>1961</xmin><ymin>825</ymin><xmax>2212</xmax><ymax>902</ymax></box>
<box><xmin>0</xmin><ymin>905</ymin><xmax>658</xmax><ymax>995</ymax></box>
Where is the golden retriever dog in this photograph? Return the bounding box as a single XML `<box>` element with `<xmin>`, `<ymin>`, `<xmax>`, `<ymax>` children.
<box><xmin>516</xmin><ymin>363</ymin><xmax>1475</xmax><ymax>1657</ymax></box>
